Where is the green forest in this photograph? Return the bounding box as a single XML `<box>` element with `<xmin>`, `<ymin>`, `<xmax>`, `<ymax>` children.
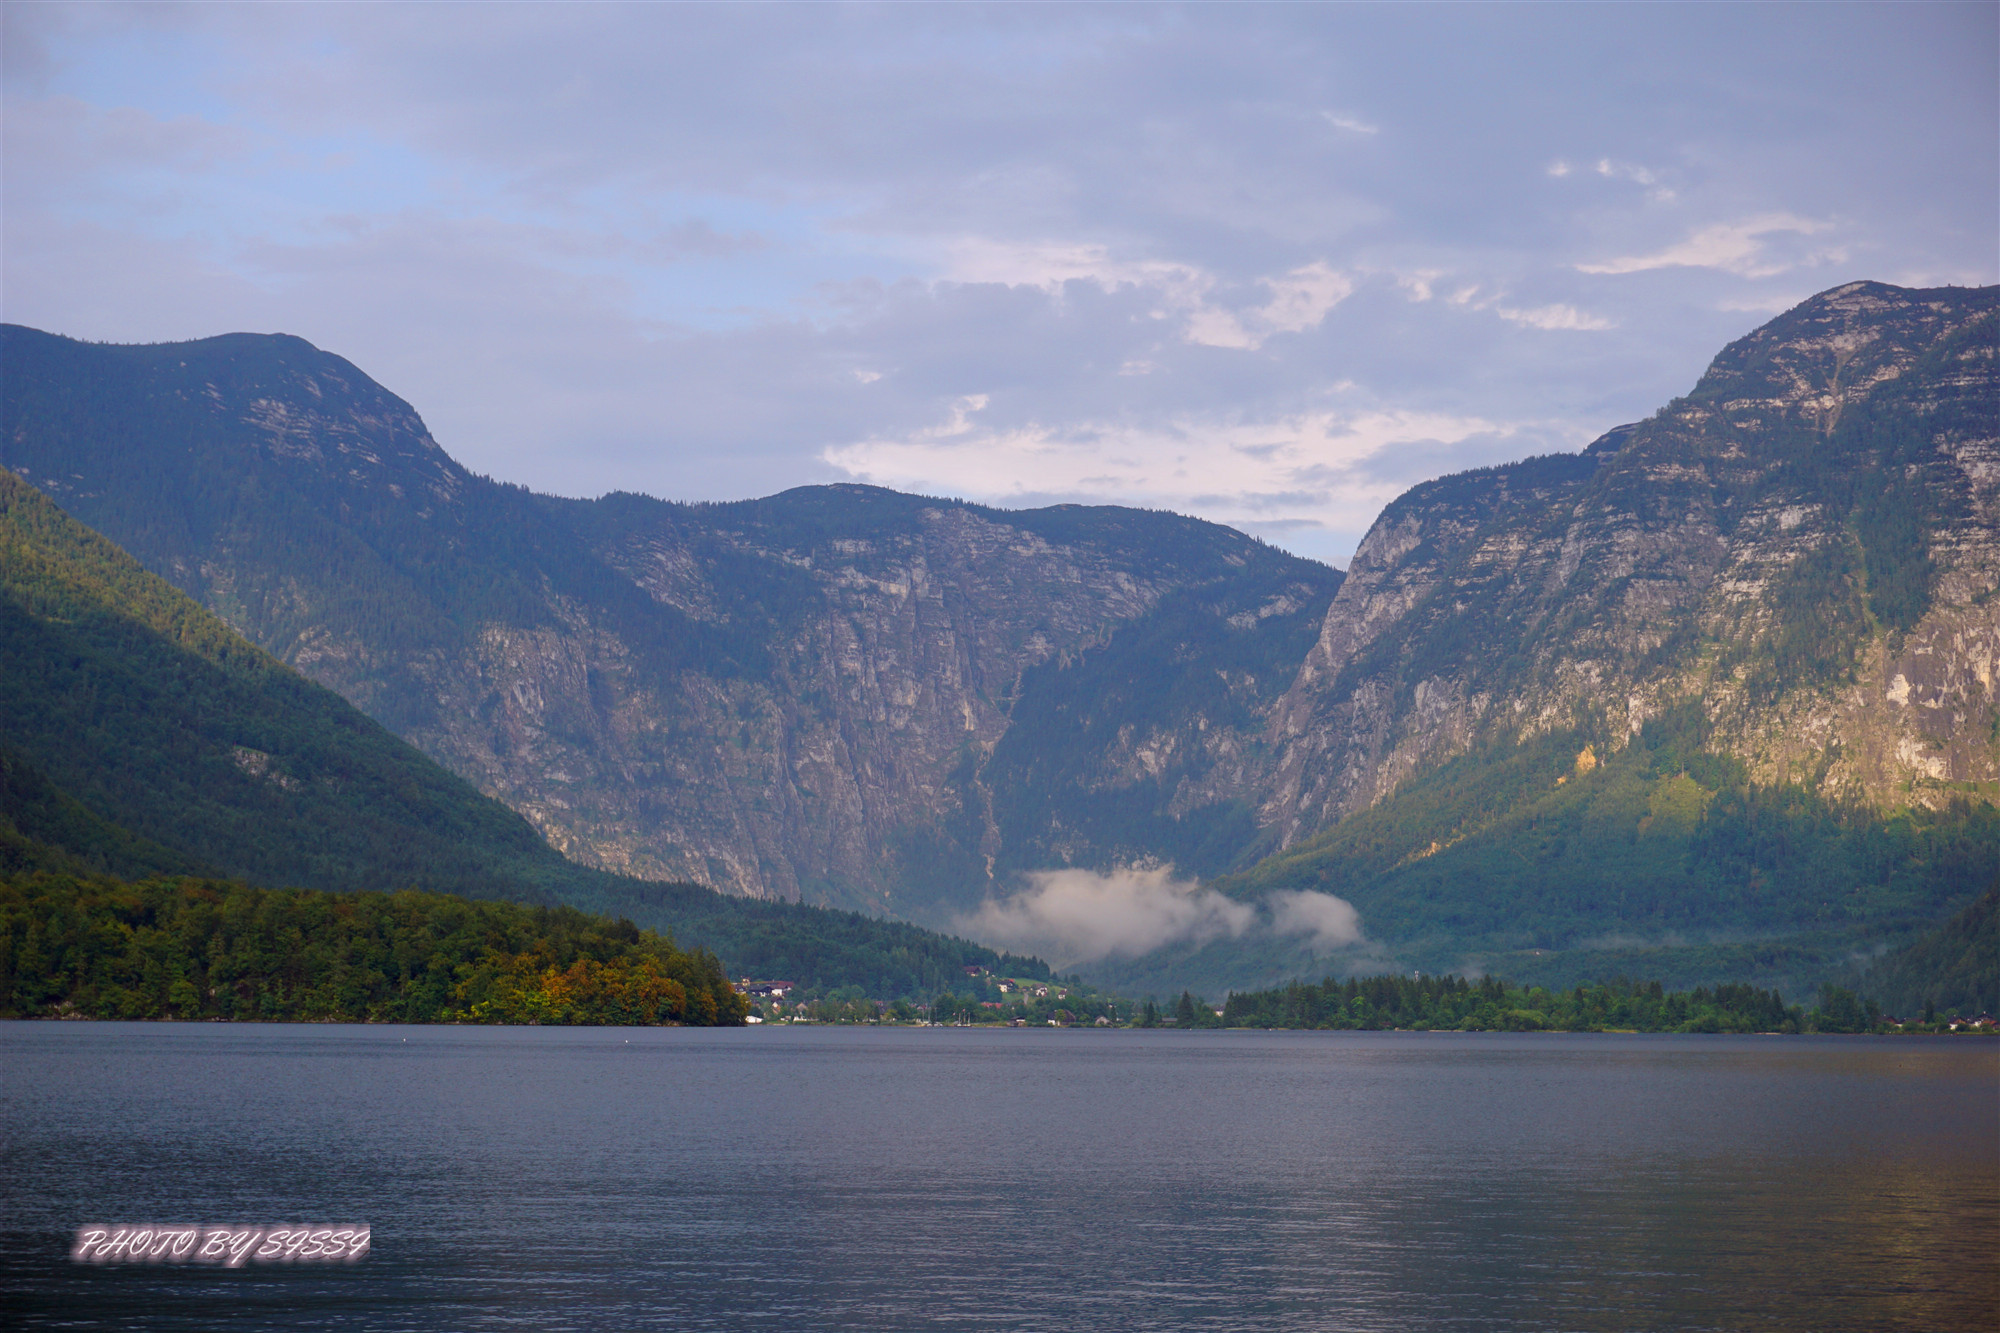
<box><xmin>0</xmin><ymin>870</ymin><xmax>750</xmax><ymax>1025</ymax></box>
<box><xmin>1208</xmin><ymin>971</ymin><xmax>1958</xmax><ymax>1035</ymax></box>
<box><xmin>748</xmin><ymin>968</ymin><xmax>1984</xmax><ymax>1035</ymax></box>
<box><xmin>1843</xmin><ymin>888</ymin><xmax>1998</xmax><ymax>1018</ymax></box>
<box><xmin>1204</xmin><ymin>713</ymin><xmax>1999</xmax><ymax>993</ymax></box>
<box><xmin>1215</xmin><ymin>972</ymin><xmax>1796</xmax><ymax>1033</ymax></box>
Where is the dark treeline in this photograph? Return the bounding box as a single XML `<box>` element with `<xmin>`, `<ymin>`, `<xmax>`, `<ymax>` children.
<box><xmin>0</xmin><ymin>871</ymin><xmax>749</xmax><ymax>1025</ymax></box>
<box><xmin>1215</xmin><ymin>972</ymin><xmax>1874</xmax><ymax>1034</ymax></box>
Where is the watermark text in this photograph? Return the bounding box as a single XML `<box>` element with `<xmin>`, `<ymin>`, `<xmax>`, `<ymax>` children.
<box><xmin>71</xmin><ymin>1225</ymin><xmax>369</xmax><ymax>1266</ymax></box>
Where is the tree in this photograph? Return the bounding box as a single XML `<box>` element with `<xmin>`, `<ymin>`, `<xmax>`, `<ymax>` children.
<box><xmin>1175</xmin><ymin>991</ymin><xmax>1197</xmax><ymax>1026</ymax></box>
<box><xmin>1812</xmin><ymin>986</ymin><xmax>1877</xmax><ymax>1034</ymax></box>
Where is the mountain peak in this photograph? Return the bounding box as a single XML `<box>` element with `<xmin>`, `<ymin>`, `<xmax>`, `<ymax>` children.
<box><xmin>0</xmin><ymin>324</ymin><xmax>467</xmax><ymax>510</ymax></box>
<box><xmin>1267</xmin><ymin>279</ymin><xmax>1999</xmax><ymax>844</ymax></box>
<box><xmin>1685</xmin><ymin>280</ymin><xmax>1998</xmax><ymax>434</ymax></box>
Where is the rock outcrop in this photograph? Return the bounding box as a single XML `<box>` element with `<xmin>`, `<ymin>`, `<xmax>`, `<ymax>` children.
<box><xmin>1264</xmin><ymin>281</ymin><xmax>2000</xmax><ymax>842</ymax></box>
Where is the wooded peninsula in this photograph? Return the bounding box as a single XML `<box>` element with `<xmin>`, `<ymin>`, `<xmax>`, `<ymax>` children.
<box><xmin>0</xmin><ymin>871</ymin><xmax>749</xmax><ymax>1025</ymax></box>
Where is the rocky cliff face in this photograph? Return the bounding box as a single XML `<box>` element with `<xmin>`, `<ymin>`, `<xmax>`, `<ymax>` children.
<box><xmin>392</xmin><ymin>491</ymin><xmax>1331</xmax><ymax>911</ymax></box>
<box><xmin>0</xmin><ymin>325</ymin><xmax>1337</xmax><ymax>913</ymax></box>
<box><xmin>1264</xmin><ymin>281</ymin><xmax>2000</xmax><ymax>843</ymax></box>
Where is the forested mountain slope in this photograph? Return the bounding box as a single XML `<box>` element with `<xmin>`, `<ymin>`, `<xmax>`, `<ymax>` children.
<box><xmin>0</xmin><ymin>468</ymin><xmax>557</xmax><ymax>895</ymax></box>
<box><xmin>0</xmin><ymin>326</ymin><xmax>1337</xmax><ymax>914</ymax></box>
<box><xmin>0</xmin><ymin>471</ymin><xmax>1046</xmax><ymax>998</ymax></box>
<box><xmin>1851</xmin><ymin>887</ymin><xmax>1998</xmax><ymax>1019</ymax></box>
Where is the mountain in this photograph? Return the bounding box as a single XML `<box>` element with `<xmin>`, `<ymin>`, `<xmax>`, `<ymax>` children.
<box><xmin>1087</xmin><ymin>281</ymin><xmax>1999</xmax><ymax>997</ymax></box>
<box><xmin>1263</xmin><ymin>280</ymin><xmax>1998</xmax><ymax>834</ymax></box>
<box><xmin>0</xmin><ymin>324</ymin><xmax>1338</xmax><ymax>915</ymax></box>
<box><xmin>4</xmin><ymin>280</ymin><xmax>1994</xmax><ymax>999</ymax></box>
<box><xmin>0</xmin><ymin>467</ymin><xmax>560</xmax><ymax>893</ymax></box>
<box><xmin>0</xmin><ymin>469</ymin><xmax>1050</xmax><ymax>998</ymax></box>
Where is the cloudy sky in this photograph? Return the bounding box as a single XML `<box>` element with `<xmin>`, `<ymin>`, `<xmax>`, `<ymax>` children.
<box><xmin>4</xmin><ymin>4</ymin><xmax>1993</xmax><ymax>565</ymax></box>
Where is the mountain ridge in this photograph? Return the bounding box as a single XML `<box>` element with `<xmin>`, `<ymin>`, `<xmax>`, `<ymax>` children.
<box><xmin>0</xmin><ymin>468</ymin><xmax>1053</xmax><ymax>998</ymax></box>
<box><xmin>2</xmin><ymin>322</ymin><xmax>1340</xmax><ymax>912</ymax></box>
<box><xmin>5</xmin><ymin>279</ymin><xmax>1995</xmax><ymax>997</ymax></box>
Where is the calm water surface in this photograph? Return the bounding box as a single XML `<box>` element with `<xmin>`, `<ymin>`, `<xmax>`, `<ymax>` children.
<box><xmin>1</xmin><ymin>1024</ymin><xmax>1994</xmax><ymax>1331</ymax></box>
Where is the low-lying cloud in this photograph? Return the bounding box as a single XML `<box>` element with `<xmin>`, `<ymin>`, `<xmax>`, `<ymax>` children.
<box><xmin>959</xmin><ymin>866</ymin><xmax>1365</xmax><ymax>969</ymax></box>
<box><xmin>1265</xmin><ymin>889</ymin><xmax>1364</xmax><ymax>950</ymax></box>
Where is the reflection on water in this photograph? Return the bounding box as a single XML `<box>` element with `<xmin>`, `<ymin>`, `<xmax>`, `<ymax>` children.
<box><xmin>2</xmin><ymin>1026</ymin><xmax>1993</xmax><ymax>1331</ymax></box>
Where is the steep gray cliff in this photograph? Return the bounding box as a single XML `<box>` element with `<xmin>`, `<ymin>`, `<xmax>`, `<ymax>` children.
<box><xmin>1264</xmin><ymin>281</ymin><xmax>2000</xmax><ymax>842</ymax></box>
<box><xmin>382</xmin><ymin>491</ymin><xmax>1332</xmax><ymax>911</ymax></box>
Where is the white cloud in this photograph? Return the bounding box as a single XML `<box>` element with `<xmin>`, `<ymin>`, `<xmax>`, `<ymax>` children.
<box><xmin>929</xmin><ymin>393</ymin><xmax>989</xmax><ymax>436</ymax></box>
<box><xmin>1584</xmin><ymin>157</ymin><xmax>1676</xmax><ymax>202</ymax></box>
<box><xmin>822</xmin><ymin>402</ymin><xmax>1517</xmax><ymax>551</ymax></box>
<box><xmin>938</xmin><ymin>242</ymin><xmax>1351</xmax><ymax>353</ymax></box>
<box><xmin>1266</xmin><ymin>890</ymin><xmax>1365</xmax><ymax>950</ymax></box>
<box><xmin>1180</xmin><ymin>307</ymin><xmax>1259</xmax><ymax>350</ymax></box>
<box><xmin>957</xmin><ymin>867</ymin><xmax>1366</xmax><ymax>967</ymax></box>
<box><xmin>1322</xmin><ymin>112</ymin><xmax>1379</xmax><ymax>135</ymax></box>
<box><xmin>936</xmin><ymin>238</ymin><xmax>1207</xmax><ymax>299</ymax></box>
<box><xmin>960</xmin><ymin>867</ymin><xmax>1258</xmax><ymax>965</ymax></box>
<box><xmin>1576</xmin><ymin>214</ymin><xmax>1838</xmax><ymax>278</ymax></box>
<box><xmin>1394</xmin><ymin>268</ymin><xmax>1446</xmax><ymax>302</ymax></box>
<box><xmin>1494</xmin><ymin>302</ymin><xmax>1615</xmax><ymax>331</ymax></box>
<box><xmin>1547</xmin><ymin>154</ymin><xmax>1673</xmax><ymax>199</ymax></box>
<box><xmin>1185</xmin><ymin>261</ymin><xmax>1355</xmax><ymax>350</ymax></box>
<box><xmin>1593</xmin><ymin>157</ymin><xmax>1657</xmax><ymax>186</ymax></box>
<box><xmin>1415</xmin><ymin>277</ymin><xmax>1611</xmax><ymax>331</ymax></box>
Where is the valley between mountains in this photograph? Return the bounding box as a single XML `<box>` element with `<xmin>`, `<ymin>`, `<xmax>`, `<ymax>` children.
<box><xmin>3</xmin><ymin>279</ymin><xmax>1996</xmax><ymax>998</ymax></box>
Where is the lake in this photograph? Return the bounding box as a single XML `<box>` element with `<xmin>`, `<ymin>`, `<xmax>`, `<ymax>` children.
<box><xmin>2</xmin><ymin>1024</ymin><xmax>1994</xmax><ymax>1331</ymax></box>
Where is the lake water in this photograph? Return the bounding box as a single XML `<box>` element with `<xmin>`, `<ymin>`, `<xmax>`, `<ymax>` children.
<box><xmin>1</xmin><ymin>1024</ymin><xmax>1994</xmax><ymax>1331</ymax></box>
